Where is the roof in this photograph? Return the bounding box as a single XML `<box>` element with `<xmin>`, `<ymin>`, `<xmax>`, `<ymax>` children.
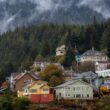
<box><xmin>81</xmin><ymin>49</ymin><xmax>106</xmax><ymax>57</ymax></box>
<box><xmin>22</xmin><ymin>80</ymin><xmax>48</xmax><ymax>90</ymax></box>
<box><xmin>55</xmin><ymin>79</ymin><xmax>93</xmax><ymax>88</ymax></box>
<box><xmin>79</xmin><ymin>71</ymin><xmax>98</xmax><ymax>79</ymax></box>
<box><xmin>30</xmin><ymin>72</ymin><xmax>41</xmax><ymax>80</ymax></box>
<box><xmin>56</xmin><ymin>45</ymin><xmax>65</xmax><ymax>51</ymax></box>
<box><xmin>31</xmin><ymin>80</ymin><xmax>47</xmax><ymax>87</ymax></box>
<box><xmin>15</xmin><ymin>71</ymin><xmax>41</xmax><ymax>82</ymax></box>
<box><xmin>65</xmin><ymin>71</ymin><xmax>98</xmax><ymax>79</ymax></box>
<box><xmin>95</xmin><ymin>61</ymin><xmax>110</xmax><ymax>65</ymax></box>
<box><xmin>64</xmin><ymin>70</ymin><xmax>75</xmax><ymax>77</ymax></box>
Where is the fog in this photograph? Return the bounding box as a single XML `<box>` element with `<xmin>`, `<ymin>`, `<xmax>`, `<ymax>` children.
<box><xmin>0</xmin><ymin>0</ymin><xmax>110</xmax><ymax>34</ymax></box>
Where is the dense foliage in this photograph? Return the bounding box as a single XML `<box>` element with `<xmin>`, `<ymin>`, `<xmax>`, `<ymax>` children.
<box><xmin>0</xmin><ymin>96</ymin><xmax>30</xmax><ymax>110</ymax></box>
<box><xmin>92</xmin><ymin>95</ymin><xmax>110</xmax><ymax>110</ymax></box>
<box><xmin>39</xmin><ymin>64</ymin><xmax>64</xmax><ymax>87</ymax></box>
<box><xmin>0</xmin><ymin>19</ymin><xmax>110</xmax><ymax>83</ymax></box>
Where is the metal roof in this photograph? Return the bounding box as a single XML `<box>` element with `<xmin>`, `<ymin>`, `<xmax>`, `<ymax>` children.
<box><xmin>55</xmin><ymin>79</ymin><xmax>93</xmax><ymax>88</ymax></box>
<box><xmin>81</xmin><ymin>49</ymin><xmax>106</xmax><ymax>57</ymax></box>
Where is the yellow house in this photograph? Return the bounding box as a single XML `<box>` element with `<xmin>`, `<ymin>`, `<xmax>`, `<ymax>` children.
<box><xmin>18</xmin><ymin>80</ymin><xmax>50</xmax><ymax>97</ymax></box>
<box><xmin>17</xmin><ymin>80</ymin><xmax>54</xmax><ymax>103</ymax></box>
<box><xmin>29</xmin><ymin>80</ymin><xmax>50</xmax><ymax>95</ymax></box>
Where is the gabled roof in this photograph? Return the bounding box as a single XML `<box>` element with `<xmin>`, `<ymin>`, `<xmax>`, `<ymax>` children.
<box><xmin>81</xmin><ymin>49</ymin><xmax>106</xmax><ymax>57</ymax></box>
<box><xmin>67</xmin><ymin>71</ymin><xmax>98</xmax><ymax>80</ymax></box>
<box><xmin>15</xmin><ymin>71</ymin><xmax>41</xmax><ymax>82</ymax></box>
<box><xmin>56</xmin><ymin>45</ymin><xmax>65</xmax><ymax>51</ymax></box>
<box><xmin>55</xmin><ymin>80</ymin><xmax>93</xmax><ymax>88</ymax></box>
<box><xmin>22</xmin><ymin>80</ymin><xmax>48</xmax><ymax>90</ymax></box>
<box><xmin>79</xmin><ymin>71</ymin><xmax>98</xmax><ymax>79</ymax></box>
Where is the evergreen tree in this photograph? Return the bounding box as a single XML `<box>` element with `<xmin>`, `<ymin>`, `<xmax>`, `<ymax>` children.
<box><xmin>64</xmin><ymin>45</ymin><xmax>74</xmax><ymax>67</ymax></box>
<box><xmin>41</xmin><ymin>41</ymin><xmax>51</xmax><ymax>57</ymax></box>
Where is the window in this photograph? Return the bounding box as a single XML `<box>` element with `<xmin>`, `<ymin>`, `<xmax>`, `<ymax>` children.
<box><xmin>76</xmin><ymin>94</ymin><xmax>81</xmax><ymax>98</ymax></box>
<box><xmin>25</xmin><ymin>89</ymin><xmax>28</xmax><ymax>93</ymax></box>
<box><xmin>68</xmin><ymin>94</ymin><xmax>70</xmax><ymax>96</ymax></box>
<box><xmin>30</xmin><ymin>89</ymin><xmax>37</xmax><ymax>93</ymax></box>
<box><xmin>24</xmin><ymin>79</ymin><xmax>27</xmax><ymax>83</ymax></box>
<box><xmin>66</xmin><ymin>87</ymin><xmax>70</xmax><ymax>90</ymax></box>
<box><xmin>87</xmin><ymin>94</ymin><xmax>89</xmax><ymax>97</ymax></box>
<box><xmin>43</xmin><ymin>88</ymin><xmax>49</xmax><ymax>92</ymax></box>
<box><xmin>73</xmin><ymin>88</ymin><xmax>75</xmax><ymax>91</ymax></box>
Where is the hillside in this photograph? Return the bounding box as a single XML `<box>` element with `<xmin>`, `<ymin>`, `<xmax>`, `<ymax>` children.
<box><xmin>1</xmin><ymin>0</ymin><xmax>110</xmax><ymax>33</ymax></box>
<box><xmin>0</xmin><ymin>20</ymin><xmax>110</xmax><ymax>83</ymax></box>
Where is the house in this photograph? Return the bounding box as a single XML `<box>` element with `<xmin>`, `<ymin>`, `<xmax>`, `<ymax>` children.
<box><xmin>80</xmin><ymin>48</ymin><xmax>108</xmax><ymax>63</ymax></box>
<box><xmin>56</xmin><ymin>45</ymin><xmax>66</xmax><ymax>56</ymax></box>
<box><xmin>76</xmin><ymin>71</ymin><xmax>98</xmax><ymax>83</ymax></box>
<box><xmin>10</xmin><ymin>71</ymin><xmax>41</xmax><ymax>91</ymax></box>
<box><xmin>95</xmin><ymin>61</ymin><xmax>110</xmax><ymax>71</ymax></box>
<box><xmin>96</xmin><ymin>69</ymin><xmax>110</xmax><ymax>77</ymax></box>
<box><xmin>55</xmin><ymin>80</ymin><xmax>93</xmax><ymax>100</ymax></box>
<box><xmin>95</xmin><ymin>61</ymin><xmax>110</xmax><ymax>77</ymax></box>
<box><xmin>31</xmin><ymin>61</ymin><xmax>51</xmax><ymax>71</ymax></box>
<box><xmin>18</xmin><ymin>80</ymin><xmax>54</xmax><ymax>103</ymax></box>
<box><xmin>31</xmin><ymin>61</ymin><xmax>64</xmax><ymax>71</ymax></box>
<box><xmin>1</xmin><ymin>80</ymin><xmax>9</xmax><ymax>89</ymax></box>
<box><xmin>74</xmin><ymin>71</ymin><xmax>101</xmax><ymax>90</ymax></box>
<box><xmin>64</xmin><ymin>71</ymin><xmax>98</xmax><ymax>86</ymax></box>
<box><xmin>63</xmin><ymin>70</ymin><xmax>75</xmax><ymax>81</ymax></box>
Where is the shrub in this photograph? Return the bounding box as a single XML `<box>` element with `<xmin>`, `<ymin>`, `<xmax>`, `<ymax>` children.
<box><xmin>12</xmin><ymin>97</ymin><xmax>30</xmax><ymax>110</ymax></box>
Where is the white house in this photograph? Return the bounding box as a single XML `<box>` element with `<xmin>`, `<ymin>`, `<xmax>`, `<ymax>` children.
<box><xmin>55</xmin><ymin>80</ymin><xmax>93</xmax><ymax>100</ymax></box>
<box><xmin>95</xmin><ymin>61</ymin><xmax>110</xmax><ymax>71</ymax></box>
<box><xmin>95</xmin><ymin>61</ymin><xmax>110</xmax><ymax>77</ymax></box>
<box><xmin>56</xmin><ymin>45</ymin><xmax>66</xmax><ymax>56</ymax></box>
<box><xmin>31</xmin><ymin>61</ymin><xmax>64</xmax><ymax>71</ymax></box>
<box><xmin>80</xmin><ymin>48</ymin><xmax>108</xmax><ymax>63</ymax></box>
<box><xmin>96</xmin><ymin>69</ymin><xmax>110</xmax><ymax>77</ymax></box>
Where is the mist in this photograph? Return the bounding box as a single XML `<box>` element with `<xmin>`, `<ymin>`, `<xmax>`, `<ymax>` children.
<box><xmin>0</xmin><ymin>0</ymin><xmax>110</xmax><ymax>34</ymax></box>
<box><xmin>77</xmin><ymin>0</ymin><xmax>110</xmax><ymax>19</ymax></box>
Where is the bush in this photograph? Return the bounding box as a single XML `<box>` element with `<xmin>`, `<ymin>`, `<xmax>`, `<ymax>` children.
<box><xmin>12</xmin><ymin>97</ymin><xmax>30</xmax><ymax>110</ymax></box>
<box><xmin>0</xmin><ymin>96</ymin><xmax>13</xmax><ymax>110</ymax></box>
<box><xmin>46</xmin><ymin>107</ymin><xmax>61</xmax><ymax>110</ymax></box>
<box><xmin>61</xmin><ymin>100</ymin><xmax>76</xmax><ymax>107</ymax></box>
<box><xmin>28</xmin><ymin>104</ymin><xmax>39</xmax><ymax>110</ymax></box>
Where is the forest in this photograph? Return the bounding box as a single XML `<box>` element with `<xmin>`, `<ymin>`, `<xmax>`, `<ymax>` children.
<box><xmin>0</xmin><ymin>19</ymin><xmax>110</xmax><ymax>83</ymax></box>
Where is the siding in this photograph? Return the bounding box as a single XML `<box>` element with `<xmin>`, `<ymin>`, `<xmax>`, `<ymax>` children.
<box><xmin>15</xmin><ymin>74</ymin><xmax>37</xmax><ymax>91</ymax></box>
<box><xmin>56</xmin><ymin>81</ymin><xmax>93</xmax><ymax>100</ymax></box>
<box><xmin>30</xmin><ymin>94</ymin><xmax>54</xmax><ymax>103</ymax></box>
